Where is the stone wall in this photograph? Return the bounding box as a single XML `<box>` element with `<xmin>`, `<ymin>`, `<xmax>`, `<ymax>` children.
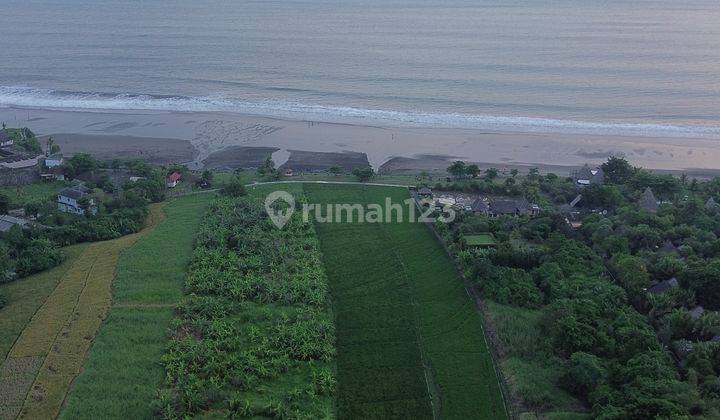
<box><xmin>0</xmin><ymin>166</ymin><xmax>39</xmax><ymax>187</ymax></box>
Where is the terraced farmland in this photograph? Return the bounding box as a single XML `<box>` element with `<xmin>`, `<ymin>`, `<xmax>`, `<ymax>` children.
<box><xmin>304</xmin><ymin>184</ymin><xmax>506</xmax><ymax>419</ymax></box>
<box><xmin>0</xmin><ymin>204</ymin><xmax>164</xmax><ymax>420</ymax></box>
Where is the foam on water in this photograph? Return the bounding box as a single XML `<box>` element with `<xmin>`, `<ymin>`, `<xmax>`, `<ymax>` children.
<box><xmin>2</xmin><ymin>86</ymin><xmax>720</xmax><ymax>138</ymax></box>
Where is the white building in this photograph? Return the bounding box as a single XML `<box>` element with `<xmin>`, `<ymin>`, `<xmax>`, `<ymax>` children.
<box><xmin>0</xmin><ymin>131</ymin><xmax>13</xmax><ymax>147</ymax></box>
<box><xmin>45</xmin><ymin>154</ymin><xmax>64</xmax><ymax>168</ymax></box>
<box><xmin>57</xmin><ymin>187</ymin><xmax>97</xmax><ymax>215</ymax></box>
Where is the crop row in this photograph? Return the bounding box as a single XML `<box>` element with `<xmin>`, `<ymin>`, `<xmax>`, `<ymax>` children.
<box><xmin>157</xmin><ymin>196</ymin><xmax>336</xmax><ymax>418</ymax></box>
<box><xmin>305</xmin><ymin>184</ymin><xmax>506</xmax><ymax>419</ymax></box>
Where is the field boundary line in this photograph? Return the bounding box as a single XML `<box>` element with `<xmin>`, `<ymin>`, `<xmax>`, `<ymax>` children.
<box><xmin>367</xmin><ymin>188</ymin><xmax>440</xmax><ymax>420</ymax></box>
<box><xmin>410</xmin><ymin>193</ymin><xmax>514</xmax><ymax>419</ymax></box>
<box><xmin>0</xmin><ymin>245</ymin><xmax>88</xmax><ymax>365</ymax></box>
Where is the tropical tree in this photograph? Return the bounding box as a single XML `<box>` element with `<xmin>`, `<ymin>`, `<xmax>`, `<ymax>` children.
<box><xmin>352</xmin><ymin>167</ymin><xmax>375</xmax><ymax>182</ymax></box>
<box><xmin>484</xmin><ymin>167</ymin><xmax>499</xmax><ymax>181</ymax></box>
<box><xmin>447</xmin><ymin>161</ymin><xmax>466</xmax><ymax>179</ymax></box>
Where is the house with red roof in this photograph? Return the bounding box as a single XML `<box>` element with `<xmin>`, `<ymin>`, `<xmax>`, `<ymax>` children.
<box><xmin>166</xmin><ymin>172</ymin><xmax>182</xmax><ymax>188</ymax></box>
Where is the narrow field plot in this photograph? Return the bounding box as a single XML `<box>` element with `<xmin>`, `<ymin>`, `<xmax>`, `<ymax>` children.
<box><xmin>59</xmin><ymin>193</ymin><xmax>214</xmax><ymax>419</ymax></box>
<box><xmin>305</xmin><ymin>184</ymin><xmax>506</xmax><ymax>419</ymax></box>
<box><xmin>0</xmin><ymin>205</ymin><xmax>163</xmax><ymax>420</ymax></box>
<box><xmin>0</xmin><ymin>244</ymin><xmax>87</xmax><ymax>361</ymax></box>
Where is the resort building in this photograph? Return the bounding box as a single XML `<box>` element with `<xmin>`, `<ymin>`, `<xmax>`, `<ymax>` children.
<box><xmin>639</xmin><ymin>187</ymin><xmax>659</xmax><ymax>213</ymax></box>
<box><xmin>706</xmin><ymin>197</ymin><xmax>719</xmax><ymax>211</ymax></box>
<box><xmin>575</xmin><ymin>164</ymin><xmax>604</xmax><ymax>186</ymax></box>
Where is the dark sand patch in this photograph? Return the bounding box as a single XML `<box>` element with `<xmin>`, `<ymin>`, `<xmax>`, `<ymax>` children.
<box><xmin>379</xmin><ymin>155</ymin><xmax>579</xmax><ymax>177</ymax></box>
<box><xmin>379</xmin><ymin>155</ymin><xmax>453</xmax><ymax>174</ymax></box>
<box><xmin>202</xmin><ymin>146</ymin><xmax>279</xmax><ymax>170</ymax></box>
<box><xmin>98</xmin><ymin>122</ymin><xmax>138</xmax><ymax>132</ymax></box>
<box><xmin>42</xmin><ymin>134</ymin><xmax>196</xmax><ymax>165</ymax></box>
<box><xmin>279</xmin><ymin>150</ymin><xmax>369</xmax><ymax>172</ymax></box>
<box><xmin>576</xmin><ymin>150</ymin><xmax>622</xmax><ymax>159</ymax></box>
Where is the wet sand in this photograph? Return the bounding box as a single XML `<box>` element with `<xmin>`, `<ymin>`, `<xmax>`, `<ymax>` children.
<box><xmin>41</xmin><ymin>133</ymin><xmax>196</xmax><ymax>165</ymax></box>
<box><xmin>2</xmin><ymin>107</ymin><xmax>720</xmax><ymax>176</ymax></box>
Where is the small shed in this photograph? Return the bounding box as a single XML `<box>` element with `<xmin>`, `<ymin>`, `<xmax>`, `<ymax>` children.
<box><xmin>0</xmin><ymin>215</ymin><xmax>29</xmax><ymax>232</ymax></box>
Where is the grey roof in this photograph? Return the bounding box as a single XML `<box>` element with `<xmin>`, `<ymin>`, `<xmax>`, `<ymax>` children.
<box><xmin>0</xmin><ymin>131</ymin><xmax>11</xmax><ymax>144</ymax></box>
<box><xmin>647</xmin><ymin>277</ymin><xmax>679</xmax><ymax>294</ymax></box>
<box><xmin>418</xmin><ymin>187</ymin><xmax>432</xmax><ymax>195</ymax></box>
<box><xmin>470</xmin><ymin>199</ymin><xmax>489</xmax><ymax>213</ymax></box>
<box><xmin>707</xmin><ymin>197</ymin><xmax>719</xmax><ymax>210</ymax></box>
<box><xmin>659</xmin><ymin>240</ymin><xmax>679</xmax><ymax>254</ymax></box>
<box><xmin>576</xmin><ymin>164</ymin><xmax>605</xmax><ymax>184</ymax></box>
<box><xmin>0</xmin><ymin>215</ymin><xmax>28</xmax><ymax>232</ymax></box>
<box><xmin>639</xmin><ymin>187</ymin><xmax>658</xmax><ymax>213</ymax></box>
<box><xmin>58</xmin><ymin>187</ymin><xmax>88</xmax><ymax>200</ymax></box>
<box><xmin>490</xmin><ymin>198</ymin><xmax>530</xmax><ymax>215</ymax></box>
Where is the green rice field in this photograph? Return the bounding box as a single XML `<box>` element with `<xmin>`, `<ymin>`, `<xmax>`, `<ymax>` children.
<box><xmin>58</xmin><ymin>193</ymin><xmax>214</xmax><ymax>419</ymax></box>
<box><xmin>304</xmin><ymin>184</ymin><xmax>506</xmax><ymax>419</ymax></box>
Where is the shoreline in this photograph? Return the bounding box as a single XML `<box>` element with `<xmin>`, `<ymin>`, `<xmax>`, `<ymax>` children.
<box><xmin>2</xmin><ymin>106</ymin><xmax>720</xmax><ymax>178</ymax></box>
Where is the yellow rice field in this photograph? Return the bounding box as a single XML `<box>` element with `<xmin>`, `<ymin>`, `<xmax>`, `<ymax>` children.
<box><xmin>0</xmin><ymin>205</ymin><xmax>164</xmax><ymax>420</ymax></box>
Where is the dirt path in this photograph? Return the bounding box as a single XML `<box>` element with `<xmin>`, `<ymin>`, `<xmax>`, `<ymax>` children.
<box><xmin>0</xmin><ymin>204</ymin><xmax>165</xmax><ymax>420</ymax></box>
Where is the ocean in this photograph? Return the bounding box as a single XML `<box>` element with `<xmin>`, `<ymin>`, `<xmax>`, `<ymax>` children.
<box><xmin>1</xmin><ymin>0</ymin><xmax>719</xmax><ymax>136</ymax></box>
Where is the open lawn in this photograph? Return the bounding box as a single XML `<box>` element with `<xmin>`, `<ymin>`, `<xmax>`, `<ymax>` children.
<box><xmin>304</xmin><ymin>184</ymin><xmax>506</xmax><ymax>419</ymax></box>
<box><xmin>464</xmin><ymin>234</ymin><xmax>497</xmax><ymax>247</ymax></box>
<box><xmin>0</xmin><ymin>181</ymin><xmax>66</xmax><ymax>208</ymax></box>
<box><xmin>59</xmin><ymin>193</ymin><xmax>214</xmax><ymax>419</ymax></box>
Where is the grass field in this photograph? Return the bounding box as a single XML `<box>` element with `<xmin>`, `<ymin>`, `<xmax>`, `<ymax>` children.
<box><xmin>304</xmin><ymin>184</ymin><xmax>506</xmax><ymax>419</ymax></box>
<box><xmin>59</xmin><ymin>193</ymin><xmax>214</xmax><ymax>419</ymax></box>
<box><xmin>0</xmin><ymin>181</ymin><xmax>66</xmax><ymax>208</ymax></box>
<box><xmin>464</xmin><ymin>234</ymin><xmax>497</xmax><ymax>247</ymax></box>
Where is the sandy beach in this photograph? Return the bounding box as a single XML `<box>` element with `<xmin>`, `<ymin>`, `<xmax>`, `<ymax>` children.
<box><xmin>2</xmin><ymin>107</ymin><xmax>720</xmax><ymax>177</ymax></box>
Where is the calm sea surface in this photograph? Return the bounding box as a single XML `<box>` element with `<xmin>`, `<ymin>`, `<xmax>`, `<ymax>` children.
<box><xmin>1</xmin><ymin>0</ymin><xmax>719</xmax><ymax>135</ymax></box>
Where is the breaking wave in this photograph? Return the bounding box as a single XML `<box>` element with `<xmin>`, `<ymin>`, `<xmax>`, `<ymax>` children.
<box><xmin>1</xmin><ymin>85</ymin><xmax>720</xmax><ymax>138</ymax></box>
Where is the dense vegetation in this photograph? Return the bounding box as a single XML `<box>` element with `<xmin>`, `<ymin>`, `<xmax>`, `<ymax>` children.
<box><xmin>3</xmin><ymin>127</ymin><xmax>42</xmax><ymax>154</ymax></box>
<box><xmin>437</xmin><ymin>157</ymin><xmax>720</xmax><ymax>418</ymax></box>
<box><xmin>156</xmin><ymin>194</ymin><xmax>336</xmax><ymax>418</ymax></box>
